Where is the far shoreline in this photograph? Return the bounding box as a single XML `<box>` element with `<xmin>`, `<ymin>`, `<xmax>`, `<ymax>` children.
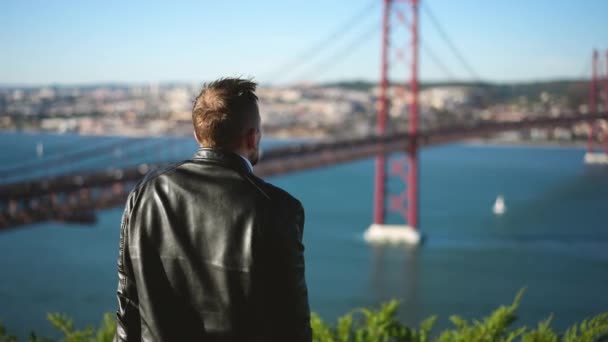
<box><xmin>463</xmin><ymin>138</ymin><xmax>588</xmax><ymax>150</ymax></box>
<box><xmin>0</xmin><ymin>128</ymin><xmax>319</xmax><ymax>144</ymax></box>
<box><xmin>3</xmin><ymin>128</ymin><xmax>593</xmax><ymax>150</ymax></box>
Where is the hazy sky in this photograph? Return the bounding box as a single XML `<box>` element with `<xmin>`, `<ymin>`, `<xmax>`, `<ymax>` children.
<box><xmin>1</xmin><ymin>0</ymin><xmax>607</xmax><ymax>85</ymax></box>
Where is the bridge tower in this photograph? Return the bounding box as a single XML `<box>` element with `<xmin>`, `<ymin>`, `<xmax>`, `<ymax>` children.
<box><xmin>365</xmin><ymin>0</ymin><xmax>422</xmax><ymax>245</ymax></box>
<box><xmin>605</xmin><ymin>49</ymin><xmax>608</xmax><ymax>154</ymax></box>
<box><xmin>584</xmin><ymin>49</ymin><xmax>608</xmax><ymax>164</ymax></box>
<box><xmin>603</xmin><ymin>49</ymin><xmax>608</xmax><ymax>156</ymax></box>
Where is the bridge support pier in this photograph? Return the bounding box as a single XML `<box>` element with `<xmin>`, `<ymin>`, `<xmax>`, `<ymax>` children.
<box><xmin>584</xmin><ymin>151</ymin><xmax>608</xmax><ymax>164</ymax></box>
<box><xmin>364</xmin><ymin>223</ymin><xmax>421</xmax><ymax>245</ymax></box>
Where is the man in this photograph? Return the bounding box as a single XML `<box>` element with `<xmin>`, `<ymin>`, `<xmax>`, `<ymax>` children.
<box><xmin>114</xmin><ymin>78</ymin><xmax>311</xmax><ymax>341</ymax></box>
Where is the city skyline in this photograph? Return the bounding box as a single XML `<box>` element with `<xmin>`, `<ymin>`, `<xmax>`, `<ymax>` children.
<box><xmin>2</xmin><ymin>0</ymin><xmax>608</xmax><ymax>85</ymax></box>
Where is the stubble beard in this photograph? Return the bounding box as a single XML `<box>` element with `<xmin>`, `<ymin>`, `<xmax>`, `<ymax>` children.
<box><xmin>249</xmin><ymin>147</ymin><xmax>260</xmax><ymax>166</ymax></box>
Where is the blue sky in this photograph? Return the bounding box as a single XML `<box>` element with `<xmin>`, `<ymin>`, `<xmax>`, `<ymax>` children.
<box><xmin>1</xmin><ymin>0</ymin><xmax>607</xmax><ymax>85</ymax></box>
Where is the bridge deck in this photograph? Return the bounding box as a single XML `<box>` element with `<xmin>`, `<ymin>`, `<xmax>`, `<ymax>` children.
<box><xmin>1</xmin><ymin>112</ymin><xmax>606</xmax><ymax>230</ymax></box>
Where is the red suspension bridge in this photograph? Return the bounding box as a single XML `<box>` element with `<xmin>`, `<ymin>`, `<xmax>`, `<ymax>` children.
<box><xmin>1</xmin><ymin>0</ymin><xmax>607</xmax><ymax>240</ymax></box>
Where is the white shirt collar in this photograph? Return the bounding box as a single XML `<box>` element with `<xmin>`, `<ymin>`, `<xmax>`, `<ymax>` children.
<box><xmin>237</xmin><ymin>154</ymin><xmax>253</xmax><ymax>172</ymax></box>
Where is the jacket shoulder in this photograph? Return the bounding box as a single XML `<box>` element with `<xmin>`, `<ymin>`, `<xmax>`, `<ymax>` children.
<box><xmin>125</xmin><ymin>162</ymin><xmax>186</xmax><ymax>209</ymax></box>
<box><xmin>266</xmin><ymin>182</ymin><xmax>301</xmax><ymax>208</ymax></box>
<box><xmin>246</xmin><ymin>174</ymin><xmax>301</xmax><ymax>208</ymax></box>
<box><xmin>140</xmin><ymin>162</ymin><xmax>185</xmax><ymax>186</ymax></box>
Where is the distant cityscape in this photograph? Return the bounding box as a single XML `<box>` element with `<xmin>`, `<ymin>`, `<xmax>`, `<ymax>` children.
<box><xmin>0</xmin><ymin>80</ymin><xmax>602</xmax><ymax>142</ymax></box>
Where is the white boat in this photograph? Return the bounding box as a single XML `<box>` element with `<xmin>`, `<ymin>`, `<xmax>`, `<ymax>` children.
<box><xmin>493</xmin><ymin>195</ymin><xmax>506</xmax><ymax>215</ymax></box>
<box><xmin>36</xmin><ymin>142</ymin><xmax>44</xmax><ymax>158</ymax></box>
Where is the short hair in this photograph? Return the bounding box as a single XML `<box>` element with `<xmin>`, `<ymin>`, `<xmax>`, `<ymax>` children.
<box><xmin>192</xmin><ymin>77</ymin><xmax>259</xmax><ymax>148</ymax></box>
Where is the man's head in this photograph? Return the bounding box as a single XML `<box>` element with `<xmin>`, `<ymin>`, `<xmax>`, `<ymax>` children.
<box><xmin>192</xmin><ymin>77</ymin><xmax>262</xmax><ymax>165</ymax></box>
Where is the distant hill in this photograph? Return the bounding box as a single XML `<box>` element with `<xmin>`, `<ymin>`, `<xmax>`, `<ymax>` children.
<box><xmin>324</xmin><ymin>79</ymin><xmax>590</xmax><ymax>106</ymax></box>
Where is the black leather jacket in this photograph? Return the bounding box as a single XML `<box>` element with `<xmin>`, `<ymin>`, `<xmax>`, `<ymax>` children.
<box><xmin>114</xmin><ymin>148</ymin><xmax>311</xmax><ymax>341</ymax></box>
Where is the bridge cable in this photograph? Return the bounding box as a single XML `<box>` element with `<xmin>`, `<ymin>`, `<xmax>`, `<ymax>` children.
<box><xmin>421</xmin><ymin>1</ymin><xmax>483</xmax><ymax>82</ymax></box>
<box><xmin>290</xmin><ymin>22</ymin><xmax>380</xmax><ymax>82</ymax></box>
<box><xmin>260</xmin><ymin>0</ymin><xmax>378</xmax><ymax>83</ymax></box>
<box><xmin>420</xmin><ymin>35</ymin><xmax>457</xmax><ymax>81</ymax></box>
<box><xmin>578</xmin><ymin>57</ymin><xmax>592</xmax><ymax>80</ymax></box>
<box><xmin>392</xmin><ymin>7</ymin><xmax>457</xmax><ymax>81</ymax></box>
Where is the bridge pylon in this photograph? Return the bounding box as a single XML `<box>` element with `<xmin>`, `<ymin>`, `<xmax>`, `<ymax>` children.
<box><xmin>365</xmin><ymin>0</ymin><xmax>421</xmax><ymax>245</ymax></box>
<box><xmin>584</xmin><ymin>49</ymin><xmax>608</xmax><ymax>165</ymax></box>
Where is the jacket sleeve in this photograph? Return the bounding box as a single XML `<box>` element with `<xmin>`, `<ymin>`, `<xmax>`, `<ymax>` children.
<box><xmin>293</xmin><ymin>203</ymin><xmax>312</xmax><ymax>341</ymax></box>
<box><xmin>114</xmin><ymin>193</ymin><xmax>141</xmax><ymax>342</ymax></box>
<box><xmin>269</xmin><ymin>200</ymin><xmax>312</xmax><ymax>341</ymax></box>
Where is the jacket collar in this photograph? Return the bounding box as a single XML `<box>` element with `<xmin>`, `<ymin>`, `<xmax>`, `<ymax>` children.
<box><xmin>192</xmin><ymin>148</ymin><xmax>253</xmax><ymax>174</ymax></box>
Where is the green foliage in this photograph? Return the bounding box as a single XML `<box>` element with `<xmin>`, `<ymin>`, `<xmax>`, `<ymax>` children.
<box><xmin>563</xmin><ymin>313</ymin><xmax>608</xmax><ymax>342</ymax></box>
<box><xmin>521</xmin><ymin>316</ymin><xmax>558</xmax><ymax>342</ymax></box>
<box><xmin>312</xmin><ymin>313</ymin><xmax>335</xmax><ymax>341</ymax></box>
<box><xmin>92</xmin><ymin>314</ymin><xmax>115</xmax><ymax>342</ymax></box>
<box><xmin>310</xmin><ymin>289</ymin><xmax>608</xmax><ymax>342</ymax></box>
<box><xmin>1</xmin><ymin>291</ymin><xmax>608</xmax><ymax>341</ymax></box>
<box><xmin>0</xmin><ymin>313</ymin><xmax>116</xmax><ymax>342</ymax></box>
<box><xmin>312</xmin><ymin>299</ymin><xmax>426</xmax><ymax>342</ymax></box>
<box><xmin>437</xmin><ymin>288</ymin><xmax>525</xmax><ymax>342</ymax></box>
<box><xmin>0</xmin><ymin>321</ymin><xmax>18</xmax><ymax>342</ymax></box>
<box><xmin>46</xmin><ymin>313</ymin><xmax>95</xmax><ymax>341</ymax></box>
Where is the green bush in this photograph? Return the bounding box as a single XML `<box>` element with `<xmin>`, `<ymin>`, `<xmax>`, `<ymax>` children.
<box><xmin>309</xmin><ymin>290</ymin><xmax>608</xmax><ymax>342</ymax></box>
<box><xmin>1</xmin><ymin>290</ymin><xmax>607</xmax><ymax>342</ymax></box>
<box><xmin>0</xmin><ymin>313</ymin><xmax>115</xmax><ymax>342</ymax></box>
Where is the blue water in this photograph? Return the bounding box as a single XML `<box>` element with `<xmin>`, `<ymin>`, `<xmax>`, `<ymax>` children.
<box><xmin>1</xmin><ymin>132</ymin><xmax>607</xmax><ymax>338</ymax></box>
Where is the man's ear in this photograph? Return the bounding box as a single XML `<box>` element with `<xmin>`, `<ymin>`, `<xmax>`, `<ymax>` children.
<box><xmin>193</xmin><ymin>131</ymin><xmax>202</xmax><ymax>145</ymax></box>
